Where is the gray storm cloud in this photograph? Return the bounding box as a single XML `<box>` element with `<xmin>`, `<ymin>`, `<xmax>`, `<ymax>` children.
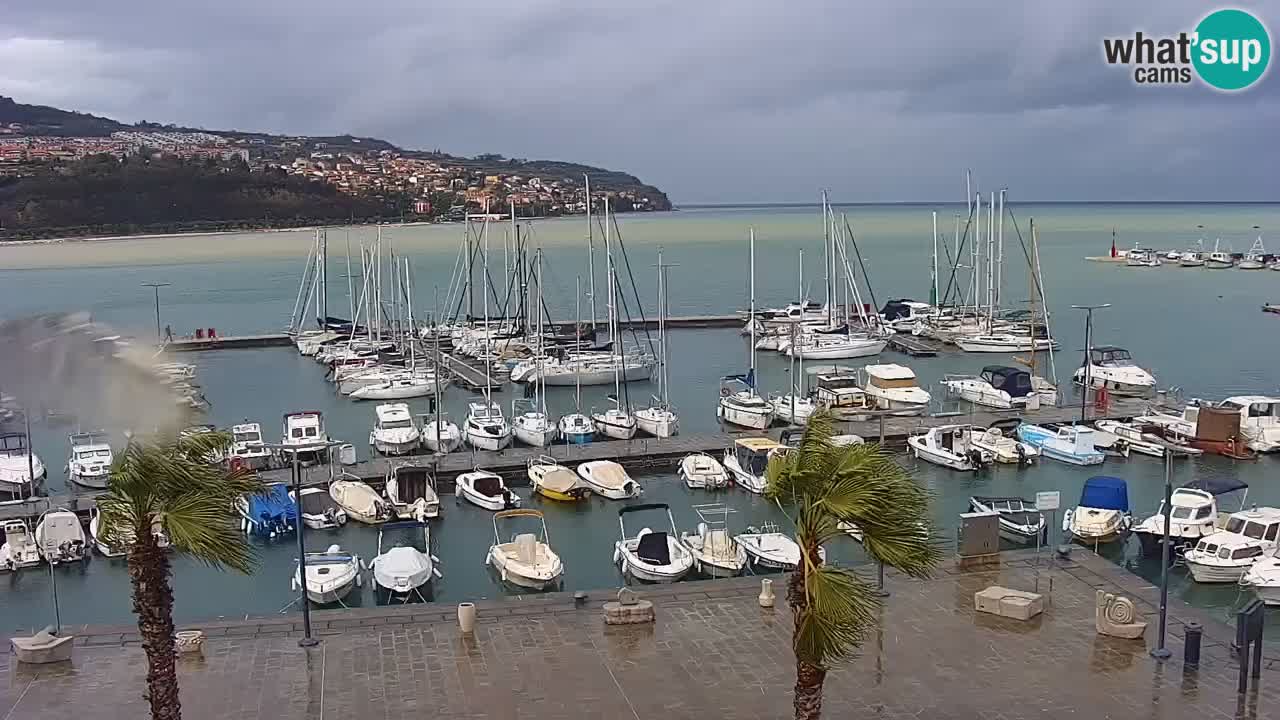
<box><xmin>1</xmin><ymin>0</ymin><xmax>1277</xmax><ymax>202</ymax></box>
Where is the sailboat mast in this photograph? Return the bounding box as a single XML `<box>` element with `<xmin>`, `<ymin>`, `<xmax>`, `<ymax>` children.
<box><xmin>585</xmin><ymin>174</ymin><xmax>598</xmax><ymax>331</ymax></box>
<box><xmin>931</xmin><ymin>211</ymin><xmax>940</xmax><ymax>306</ymax></box>
<box><xmin>482</xmin><ymin>217</ymin><xmax>492</xmax><ymax>398</ymax></box>
<box><xmin>574</xmin><ymin>276</ymin><xmax>583</xmax><ymax>412</ymax></box>
<box><xmin>319</xmin><ymin>228</ymin><xmax>328</xmax><ymax>325</ymax></box>
<box><xmin>433</xmin><ymin>287</ymin><xmax>443</xmax><ymax>447</ymax></box>
<box><xmin>821</xmin><ymin>191</ymin><xmax>831</xmax><ymax>327</ymax></box>
<box><xmin>971</xmin><ymin>192</ymin><xmax>980</xmax><ymax>311</ymax></box>
<box><xmin>405</xmin><ymin>258</ymin><xmax>415</xmax><ymax>368</ymax></box>
<box><xmin>996</xmin><ymin>190</ymin><xmax>1005</xmax><ymax>310</ymax></box>
<box><xmin>987</xmin><ymin>191</ymin><xmax>995</xmax><ymax>325</ymax></box>
<box><xmin>536</xmin><ymin>249</ymin><xmax>546</xmax><ymax>416</ymax></box>
<box><xmin>1031</xmin><ymin>220</ymin><xmax>1058</xmax><ymax>384</ymax></box>
<box><xmin>345</xmin><ymin>232</ymin><xmax>355</xmax><ymax>323</ymax></box>
<box><xmin>606</xmin><ymin>198</ymin><xmax>620</xmax><ymax>402</ymax></box>
<box><xmin>749</xmin><ymin>227</ymin><xmax>757</xmax><ymax>394</ymax></box>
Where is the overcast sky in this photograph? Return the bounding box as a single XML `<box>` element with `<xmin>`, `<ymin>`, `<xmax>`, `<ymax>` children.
<box><xmin>2</xmin><ymin>1</ymin><xmax>1277</xmax><ymax>203</ymax></box>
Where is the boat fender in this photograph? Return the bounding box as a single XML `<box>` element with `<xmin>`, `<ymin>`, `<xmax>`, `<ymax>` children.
<box><xmin>721</xmin><ymin>387</ymin><xmax>730</xmax><ymax>397</ymax></box>
<box><xmin>1015</xmin><ymin>443</ymin><xmax>1027</xmax><ymax>464</ymax></box>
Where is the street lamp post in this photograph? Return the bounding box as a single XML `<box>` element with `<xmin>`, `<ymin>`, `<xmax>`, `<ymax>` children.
<box><xmin>142</xmin><ymin>282</ymin><xmax>172</xmax><ymax>343</ymax></box>
<box><xmin>1070</xmin><ymin>304</ymin><xmax>1110</xmax><ymax>423</ymax></box>
<box><xmin>1150</xmin><ymin>439</ymin><xmax>1190</xmax><ymax>660</ymax></box>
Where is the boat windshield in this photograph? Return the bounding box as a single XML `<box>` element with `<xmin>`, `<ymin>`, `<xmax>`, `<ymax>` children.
<box><xmin>0</xmin><ymin>435</ymin><xmax>27</xmax><ymax>453</ymax></box>
<box><xmin>1094</xmin><ymin>349</ymin><xmax>1134</xmax><ymax>366</ymax></box>
<box><xmin>736</xmin><ymin>448</ymin><xmax>770</xmax><ymax>475</ymax></box>
<box><xmin>380</xmin><ymin>420</ymin><xmax>413</xmax><ymax>430</ymax></box>
<box><xmin>1170</xmin><ymin>507</ymin><xmax>1193</xmax><ymax>520</ymax></box>
<box><xmin>234</xmin><ymin>431</ymin><xmax>261</xmax><ymax>443</ymax></box>
<box><xmin>77</xmin><ymin>450</ymin><xmax>110</xmax><ymax>460</ymax></box>
<box><xmin>290</xmin><ymin>426</ymin><xmax>319</xmax><ymax>439</ymax></box>
<box><xmin>1224</xmin><ymin>518</ymin><xmax>1270</xmax><ymax>539</ymax></box>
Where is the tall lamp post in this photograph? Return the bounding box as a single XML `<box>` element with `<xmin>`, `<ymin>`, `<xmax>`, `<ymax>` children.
<box><xmin>142</xmin><ymin>282</ymin><xmax>172</xmax><ymax>343</ymax></box>
<box><xmin>264</xmin><ymin>440</ymin><xmax>341</xmax><ymax>648</ymax></box>
<box><xmin>1150</xmin><ymin>437</ymin><xmax>1191</xmax><ymax>660</ymax></box>
<box><xmin>1070</xmin><ymin>304</ymin><xmax>1110</xmax><ymax>423</ymax></box>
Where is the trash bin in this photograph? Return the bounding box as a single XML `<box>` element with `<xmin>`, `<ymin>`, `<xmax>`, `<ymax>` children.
<box><xmin>337</xmin><ymin>443</ymin><xmax>357</xmax><ymax>466</ymax></box>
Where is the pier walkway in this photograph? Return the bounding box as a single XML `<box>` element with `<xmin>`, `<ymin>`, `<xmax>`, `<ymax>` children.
<box><xmin>3</xmin><ymin>550</ymin><xmax>1272</xmax><ymax>719</ymax></box>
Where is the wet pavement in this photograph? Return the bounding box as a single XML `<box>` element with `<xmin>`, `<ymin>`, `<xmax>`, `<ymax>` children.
<box><xmin>3</xmin><ymin>550</ymin><xmax>1275</xmax><ymax>720</ymax></box>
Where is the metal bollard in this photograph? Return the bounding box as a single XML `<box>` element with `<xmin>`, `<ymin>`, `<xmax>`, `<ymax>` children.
<box><xmin>1184</xmin><ymin>622</ymin><xmax>1202</xmax><ymax>667</ymax></box>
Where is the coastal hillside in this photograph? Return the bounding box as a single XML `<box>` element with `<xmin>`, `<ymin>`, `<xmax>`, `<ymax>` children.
<box><xmin>0</xmin><ymin>96</ymin><xmax>671</xmax><ymax>240</ymax></box>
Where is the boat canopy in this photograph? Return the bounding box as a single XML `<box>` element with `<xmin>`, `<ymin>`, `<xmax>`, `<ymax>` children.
<box><xmin>249</xmin><ymin>484</ymin><xmax>298</xmax><ymax>522</ymax></box>
<box><xmin>1079</xmin><ymin>476</ymin><xmax>1129</xmax><ymax>512</ymax></box>
<box><xmin>472</xmin><ymin>474</ymin><xmax>504</xmax><ymax>497</ymax></box>
<box><xmin>981</xmin><ymin>366</ymin><xmax>1032</xmax><ymax>398</ymax></box>
<box><xmin>880</xmin><ymin>300</ymin><xmax>915</xmax><ymax>321</ymax></box>
<box><xmin>636</xmin><ymin>531</ymin><xmax>671</xmax><ymax>564</ymax></box>
<box><xmin>1089</xmin><ymin>346</ymin><xmax>1134</xmax><ymax>365</ymax></box>
<box><xmin>1182</xmin><ymin>477</ymin><xmax>1248</xmax><ymax>496</ymax></box>
<box><xmin>735</xmin><ymin>437</ymin><xmax>787</xmax><ymax>453</ymax></box>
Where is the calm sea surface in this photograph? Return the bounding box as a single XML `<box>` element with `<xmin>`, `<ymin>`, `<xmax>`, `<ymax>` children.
<box><xmin>2</xmin><ymin>203</ymin><xmax>1280</xmax><ymax>632</ymax></box>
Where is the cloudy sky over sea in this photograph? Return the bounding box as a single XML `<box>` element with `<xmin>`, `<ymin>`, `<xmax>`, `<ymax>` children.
<box><xmin>2</xmin><ymin>1</ymin><xmax>1276</xmax><ymax>203</ymax></box>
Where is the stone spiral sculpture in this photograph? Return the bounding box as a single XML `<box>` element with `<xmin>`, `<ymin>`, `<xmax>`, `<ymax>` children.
<box><xmin>1095</xmin><ymin>590</ymin><xmax>1147</xmax><ymax>639</ymax></box>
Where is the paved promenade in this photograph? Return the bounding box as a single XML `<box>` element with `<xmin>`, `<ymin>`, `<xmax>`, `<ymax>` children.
<box><xmin>3</xmin><ymin>550</ymin><xmax>1275</xmax><ymax>719</ymax></box>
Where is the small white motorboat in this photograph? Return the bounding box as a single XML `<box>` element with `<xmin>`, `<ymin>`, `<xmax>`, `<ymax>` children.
<box><xmin>736</xmin><ymin>523</ymin><xmax>819</xmax><ymax>571</ymax></box>
<box><xmin>487</xmin><ymin>509</ymin><xmax>564</xmax><ymax>590</ymax></box>
<box><xmin>89</xmin><ymin>506</ymin><xmax>169</xmax><ymax>557</ymax></box>
<box><xmin>723</xmin><ymin>437</ymin><xmax>785</xmax><ymax>494</ymax></box>
<box><xmin>456</xmin><ymin>469</ymin><xmax>521</xmax><ymax>511</ymax></box>
<box><xmin>368</xmin><ymin>403</ymin><xmax>421</xmax><ymax>456</ymax></box>
<box><xmin>1242</xmin><ymin>557</ymin><xmax>1280</xmax><ymax>605</ymax></box>
<box><xmin>1238</xmin><ymin>236</ymin><xmax>1267</xmax><ymax>269</ymax></box>
<box><xmin>954</xmin><ymin>334</ymin><xmax>1058</xmax><ymax>353</ymax></box>
<box><xmin>384</xmin><ymin>465</ymin><xmax>440</xmax><ymax>521</ymax></box>
<box><xmin>464</xmin><ymin>399</ymin><xmax>514</xmax><ymax>451</ymax></box>
<box><xmin>34</xmin><ymin>508</ymin><xmax>87</xmax><ymax>564</ymax></box>
<box><xmin>292</xmin><ymin>545</ymin><xmax>362</xmax><ymax>604</ymax></box>
<box><xmin>1062</xmin><ymin>477</ymin><xmax>1133</xmax><ymax>545</ymax></box>
<box><xmin>942</xmin><ymin>366</ymin><xmax>1049</xmax><ymax>410</ymax></box>
<box><xmin>1071</xmin><ymin>346</ymin><xmax>1156</xmax><ymax>397</ymax></box>
<box><xmin>576</xmin><ymin>460</ymin><xmax>641</xmax><ymax>499</ymax></box>
<box><xmin>371</xmin><ymin>521</ymin><xmax>440</xmax><ymax>598</ymax></box>
<box><xmin>0</xmin><ymin>432</ymin><xmax>45</xmax><ymax>495</ymax></box>
<box><xmin>614</xmin><ymin>503</ymin><xmax>694</xmax><ymax>583</ymax></box>
<box><xmin>1184</xmin><ymin>507</ymin><xmax>1280</xmax><ymax>583</ymax></box>
<box><xmin>0</xmin><ymin>519</ymin><xmax>41</xmax><ymax>571</ymax></box>
<box><xmin>329</xmin><ymin>476</ymin><xmax>392</xmax><ymax>524</ymax></box>
<box><xmin>291</xmin><ymin>487</ymin><xmax>349</xmax><ymax>530</ymax></box>
<box><xmin>67</xmin><ymin>431</ymin><xmax>113</xmax><ymax>489</ymax></box>
<box><xmin>860</xmin><ymin>364</ymin><xmax>931</xmax><ymax>415</ymax></box>
<box><xmin>965</xmin><ymin>425</ymin><xmax>1039</xmax><ymax>465</ymax></box>
<box><xmin>281</xmin><ymin>411</ymin><xmax>330</xmax><ymax>466</ymax></box>
<box><xmin>968</xmin><ymin>497</ymin><xmax>1046</xmax><ymax>545</ymax></box>
<box><xmin>906</xmin><ymin>425</ymin><xmax>994</xmax><ymax>471</ymax></box>
<box><xmin>1130</xmin><ymin>477</ymin><xmax>1244</xmax><ymax>557</ymax></box>
<box><xmin>420</xmin><ymin>413</ymin><xmax>463</xmax><ymax>454</ymax></box>
<box><xmin>227</xmin><ymin>422</ymin><xmax>272</xmax><ymax>470</ymax></box>
<box><xmin>527</xmin><ymin>457</ymin><xmax>590</xmax><ymax>502</ymax></box>
<box><xmin>1093</xmin><ymin>420</ymin><xmax>1174</xmax><ymax>458</ymax></box>
<box><xmin>678</xmin><ymin>453</ymin><xmax>729</xmax><ymax>490</ymax></box>
<box><xmin>1016</xmin><ymin>423</ymin><xmax>1105</xmax><ymax>465</ymax></box>
<box><xmin>679</xmin><ymin>504</ymin><xmax>747</xmax><ymax>577</ymax></box>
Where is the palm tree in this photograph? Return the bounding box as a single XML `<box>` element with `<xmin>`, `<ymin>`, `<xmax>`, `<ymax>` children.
<box><xmin>765</xmin><ymin>411</ymin><xmax>941</xmax><ymax>720</ymax></box>
<box><xmin>98</xmin><ymin>431</ymin><xmax>263</xmax><ymax>720</ymax></box>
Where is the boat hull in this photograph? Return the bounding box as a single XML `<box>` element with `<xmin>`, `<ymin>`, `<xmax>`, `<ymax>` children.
<box><xmin>466</xmin><ymin>430</ymin><xmax>513</xmax><ymax>451</ymax></box>
<box><xmin>635</xmin><ymin>410</ymin><xmax>679</xmax><ymax>438</ymax></box>
<box><xmin>1186</xmin><ymin>560</ymin><xmax>1250</xmax><ymax>584</ymax></box>
<box><xmin>717</xmin><ymin>401</ymin><xmax>773</xmax><ymax>429</ymax></box>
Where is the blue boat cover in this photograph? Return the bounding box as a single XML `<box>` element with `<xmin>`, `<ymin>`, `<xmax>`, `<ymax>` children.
<box><xmin>249</xmin><ymin>484</ymin><xmax>298</xmax><ymax>524</ymax></box>
<box><xmin>1080</xmin><ymin>476</ymin><xmax>1129</xmax><ymax>512</ymax></box>
<box><xmin>1182</xmin><ymin>477</ymin><xmax>1248</xmax><ymax>496</ymax></box>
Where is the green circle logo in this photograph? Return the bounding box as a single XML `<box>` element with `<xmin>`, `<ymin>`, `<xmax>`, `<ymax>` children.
<box><xmin>1193</xmin><ymin>9</ymin><xmax>1271</xmax><ymax>90</ymax></box>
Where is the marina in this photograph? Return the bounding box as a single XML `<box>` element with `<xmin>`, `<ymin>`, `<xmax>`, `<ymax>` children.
<box><xmin>3</xmin><ymin>202</ymin><xmax>1280</xmax><ymax>634</ymax></box>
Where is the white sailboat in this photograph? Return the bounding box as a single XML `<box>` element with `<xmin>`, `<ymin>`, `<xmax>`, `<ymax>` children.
<box><xmin>720</xmin><ymin>228</ymin><xmax>775</xmax><ymax>430</ymax></box>
<box><xmin>635</xmin><ymin>249</ymin><xmax>679</xmax><ymax>438</ymax></box>
<box><xmin>421</xmin><ymin>324</ymin><xmax>462</xmax><ymax>454</ymax></box>
<box><xmin>559</xmin><ymin>276</ymin><xmax>595</xmax><ymax>444</ymax></box>
<box><xmin>591</xmin><ymin>199</ymin><xmax>639</xmax><ymax>440</ymax></box>
<box><xmin>512</xmin><ymin>249</ymin><xmax>558</xmax><ymax>447</ymax></box>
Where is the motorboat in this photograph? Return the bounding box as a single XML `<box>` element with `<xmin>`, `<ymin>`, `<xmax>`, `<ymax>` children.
<box><xmin>1205</xmin><ymin>396</ymin><xmax>1280</xmax><ymax>453</ymax></box>
<box><xmin>576</xmin><ymin>460</ymin><xmax>641</xmax><ymax>499</ymax></box>
<box><xmin>679</xmin><ymin>504</ymin><xmax>748</xmax><ymax>578</ymax></box>
<box><xmin>88</xmin><ymin>506</ymin><xmax>169</xmax><ymax>558</ymax></box>
<box><xmin>1130</xmin><ymin>477</ymin><xmax>1245</xmax><ymax>557</ymax></box>
<box><xmin>1242</xmin><ymin>557</ymin><xmax>1280</xmax><ymax>605</ymax></box>
<box><xmin>487</xmin><ymin>509</ymin><xmax>564</xmax><ymax>590</ymax></box>
<box><xmin>330</xmin><ymin>476</ymin><xmax>392</xmax><ymax>524</ymax></box>
<box><xmin>717</xmin><ymin>376</ymin><xmax>775</xmax><ymax>429</ymax></box>
<box><xmin>591</xmin><ymin>401</ymin><xmax>639</xmax><ymax>440</ymax></box>
<box><xmin>0</xmin><ymin>432</ymin><xmax>45</xmax><ymax>495</ymax></box>
<box><xmin>943</xmin><ymin>366</ymin><xmax>1047</xmax><ymax>410</ymax></box>
<box><xmin>965</xmin><ymin>424</ymin><xmax>1039</xmax><ymax>465</ymax></box>
<box><xmin>337</xmin><ymin>365</ymin><xmax>431</xmax><ymax>395</ymax></box>
<box><xmin>1</xmin><ymin>519</ymin><xmax>41</xmax><ymax>570</ymax></box>
<box><xmin>1124</xmin><ymin>247</ymin><xmax>1161</xmax><ymax>267</ymax></box>
<box><xmin>968</xmin><ymin>497</ymin><xmax>1046</xmax><ymax>545</ymax></box>
<box><xmin>860</xmin><ymin>364</ymin><xmax>930</xmax><ymax>415</ymax></box>
<box><xmin>420</xmin><ymin>413</ymin><xmax>463</xmax><ymax>454</ymax></box>
<box><xmin>384</xmin><ymin>465</ymin><xmax>440</xmax><ymax>521</ymax></box>
<box><xmin>1062</xmin><ymin>476</ymin><xmax>1132</xmax><ymax>545</ymax></box>
<box><xmin>954</xmin><ymin>334</ymin><xmax>1058</xmax><ymax>353</ymax></box>
<box><xmin>723</xmin><ymin>437</ymin><xmax>785</xmax><ymax>494</ymax></box>
<box><xmin>809</xmin><ymin>366</ymin><xmax>874</xmax><ymax>414</ymax></box>
<box><xmin>291</xmin><ymin>487</ymin><xmax>348</xmax><ymax>530</ymax></box>
<box><xmin>34</xmin><ymin>508</ymin><xmax>87</xmax><ymax>564</ymax></box>
<box><xmin>1161</xmin><ymin>250</ymin><xmax>1183</xmax><ymax>264</ymax></box>
<box><xmin>1072</xmin><ymin>346</ymin><xmax>1156</xmax><ymax>397</ymax></box>
<box><xmin>1205</xmin><ymin>247</ymin><xmax>1235</xmax><ymax>269</ymax></box>
<box><xmin>736</xmin><ymin>523</ymin><xmax>816</xmax><ymax>571</ymax></box>
<box><xmin>371</xmin><ymin>521</ymin><xmax>440</xmax><ymax>598</ymax></box>
<box><xmin>281</xmin><ymin>411</ymin><xmax>330</xmax><ymax>465</ymax></box>
<box><xmin>613</xmin><ymin>503</ymin><xmax>694</xmax><ymax>583</ymax></box>
<box><xmin>879</xmin><ymin>299</ymin><xmax>936</xmax><ymax>332</ymax></box>
<box><xmin>635</xmin><ymin>403</ymin><xmax>680</xmax><ymax>438</ymax></box>
<box><xmin>769</xmin><ymin>391</ymin><xmax>816</xmax><ymax>425</ymax></box>
<box><xmin>348</xmin><ymin>374</ymin><xmax>433</xmax><ymax>400</ymax></box>
<box><xmin>179</xmin><ymin>424</ymin><xmax>225</xmax><ymax>465</ymax></box>
<box><xmin>1239</xmin><ymin>237</ymin><xmax>1267</xmax><ymax>269</ymax></box>
<box><xmin>456</xmin><ymin>469</ymin><xmax>521</xmax><ymax>511</ymax></box>
<box><xmin>67</xmin><ymin>431</ymin><xmax>113</xmax><ymax>489</ymax></box>
<box><xmin>1184</xmin><ymin>507</ymin><xmax>1280</xmax><ymax>583</ymax></box>
<box><xmin>512</xmin><ymin>398</ymin><xmax>557</xmax><ymax>447</ymax></box>
<box><xmin>906</xmin><ymin>425</ymin><xmax>994</xmax><ymax>471</ymax></box>
<box><xmin>679</xmin><ymin>453</ymin><xmax>729</xmax><ymax>490</ymax></box>
<box><xmin>368</xmin><ymin>403</ymin><xmax>421</xmax><ymax>456</ymax></box>
<box><xmin>558</xmin><ymin>412</ymin><xmax>595</xmax><ymax>444</ymax></box>
<box><xmin>464</xmin><ymin>399</ymin><xmax>513</xmax><ymax>451</ymax></box>
<box><xmin>292</xmin><ymin>545</ymin><xmax>363</xmax><ymax>604</ymax></box>
<box><xmin>1179</xmin><ymin>251</ymin><xmax>1206</xmax><ymax>267</ymax></box>
<box><xmin>1016</xmin><ymin>423</ymin><xmax>1105</xmax><ymax>465</ymax></box>
<box><xmin>227</xmin><ymin>422</ymin><xmax>272</xmax><ymax>470</ymax></box>
<box><xmin>527</xmin><ymin>456</ymin><xmax>590</xmax><ymax>502</ymax></box>
<box><xmin>1093</xmin><ymin>419</ymin><xmax>1176</xmax><ymax>458</ymax></box>
<box><xmin>236</xmin><ymin>484</ymin><xmax>298</xmax><ymax>538</ymax></box>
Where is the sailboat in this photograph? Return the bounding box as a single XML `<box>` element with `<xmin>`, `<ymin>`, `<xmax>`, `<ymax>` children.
<box><xmin>591</xmin><ymin>198</ymin><xmax>639</xmax><ymax>440</ymax></box>
<box><xmin>1010</xmin><ymin>220</ymin><xmax>1059</xmax><ymax>405</ymax></box>
<box><xmin>465</xmin><ymin>216</ymin><xmax>514</xmax><ymax>451</ymax></box>
<box><xmin>512</xmin><ymin>249</ymin><xmax>557</xmax><ymax>447</ymax></box>
<box><xmin>769</xmin><ymin>250</ymin><xmax>816</xmax><ymax>425</ymax></box>
<box><xmin>719</xmin><ymin>229</ymin><xmax>776</xmax><ymax>430</ymax></box>
<box><xmin>421</xmin><ymin>321</ymin><xmax>462</xmax><ymax>454</ymax></box>
<box><xmin>635</xmin><ymin>249</ymin><xmax>679</xmax><ymax>438</ymax></box>
<box><xmin>559</xmin><ymin>277</ymin><xmax>596</xmax><ymax>444</ymax></box>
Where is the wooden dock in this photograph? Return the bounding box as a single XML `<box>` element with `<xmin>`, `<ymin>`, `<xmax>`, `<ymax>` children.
<box><xmin>887</xmin><ymin>335</ymin><xmax>941</xmax><ymax>357</ymax></box>
<box><xmin>0</xmin><ymin>397</ymin><xmax>1148</xmax><ymax>522</ymax></box>
<box><xmin>439</xmin><ymin>351</ymin><xmax>506</xmax><ymax>391</ymax></box>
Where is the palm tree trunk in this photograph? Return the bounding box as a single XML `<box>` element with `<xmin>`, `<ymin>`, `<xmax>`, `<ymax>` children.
<box><xmin>789</xmin><ymin>564</ymin><xmax>827</xmax><ymax>720</ymax></box>
<box><xmin>129</xmin><ymin>531</ymin><xmax>182</xmax><ymax>720</ymax></box>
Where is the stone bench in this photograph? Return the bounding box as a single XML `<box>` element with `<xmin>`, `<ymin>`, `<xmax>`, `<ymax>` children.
<box><xmin>974</xmin><ymin>586</ymin><xmax>1044</xmax><ymax>621</ymax></box>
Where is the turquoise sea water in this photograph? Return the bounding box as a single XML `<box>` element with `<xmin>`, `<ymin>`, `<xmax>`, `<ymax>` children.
<box><xmin>2</xmin><ymin>202</ymin><xmax>1280</xmax><ymax>632</ymax></box>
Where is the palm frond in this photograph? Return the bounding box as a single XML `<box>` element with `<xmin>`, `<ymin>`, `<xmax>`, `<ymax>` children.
<box><xmin>793</xmin><ymin>566</ymin><xmax>879</xmax><ymax>666</ymax></box>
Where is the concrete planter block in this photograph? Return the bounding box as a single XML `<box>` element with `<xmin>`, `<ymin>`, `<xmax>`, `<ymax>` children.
<box><xmin>11</xmin><ymin>627</ymin><xmax>74</xmax><ymax>664</ymax></box>
<box><xmin>974</xmin><ymin>586</ymin><xmax>1044</xmax><ymax>621</ymax></box>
